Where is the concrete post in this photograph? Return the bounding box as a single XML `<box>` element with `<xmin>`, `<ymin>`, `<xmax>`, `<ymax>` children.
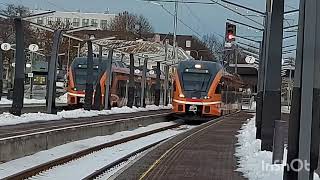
<box><xmin>104</xmin><ymin>49</ymin><xmax>113</xmax><ymax>110</ymax></box>
<box><xmin>155</xmin><ymin>61</ymin><xmax>161</xmax><ymax>106</ymax></box>
<box><xmin>272</xmin><ymin>120</ymin><xmax>286</xmax><ymax>163</ymax></box>
<box><xmin>10</xmin><ymin>18</ymin><xmax>25</xmax><ymax>116</ymax></box>
<box><xmin>261</xmin><ymin>0</ymin><xmax>284</xmax><ymax>151</ymax></box>
<box><xmin>84</xmin><ymin>40</ymin><xmax>94</xmax><ymax>110</ymax></box>
<box><xmin>127</xmin><ymin>54</ymin><xmax>135</xmax><ymax>108</ymax></box>
<box><xmin>296</xmin><ymin>0</ymin><xmax>320</xmax><ymax>179</ymax></box>
<box><xmin>140</xmin><ymin>58</ymin><xmax>147</xmax><ymax>107</ymax></box>
<box><xmin>256</xmin><ymin>41</ymin><xmax>263</xmax><ymax>139</ymax></box>
<box><xmin>47</xmin><ymin>30</ymin><xmax>63</xmax><ymax>114</ymax></box>
<box><xmin>284</xmin><ymin>1</ymin><xmax>305</xmax><ymax>179</ymax></box>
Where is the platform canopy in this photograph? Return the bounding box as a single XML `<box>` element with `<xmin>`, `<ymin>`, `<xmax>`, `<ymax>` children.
<box><xmin>82</xmin><ymin>38</ymin><xmax>192</xmax><ymax>65</ymax></box>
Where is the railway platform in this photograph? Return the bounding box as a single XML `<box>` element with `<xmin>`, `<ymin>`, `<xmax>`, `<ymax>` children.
<box><xmin>115</xmin><ymin>111</ymin><xmax>253</xmax><ymax>180</ymax></box>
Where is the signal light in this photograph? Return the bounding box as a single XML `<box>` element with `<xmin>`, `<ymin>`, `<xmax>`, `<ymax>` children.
<box><xmin>225</xmin><ymin>22</ymin><xmax>236</xmax><ymax>42</ymax></box>
<box><xmin>227</xmin><ymin>34</ymin><xmax>235</xmax><ymax>40</ymax></box>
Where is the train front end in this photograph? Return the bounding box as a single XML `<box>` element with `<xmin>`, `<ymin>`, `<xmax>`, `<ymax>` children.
<box><xmin>172</xmin><ymin>60</ymin><xmax>223</xmax><ymax>120</ymax></box>
<box><xmin>67</xmin><ymin>57</ymin><xmax>107</xmax><ymax>107</ymax></box>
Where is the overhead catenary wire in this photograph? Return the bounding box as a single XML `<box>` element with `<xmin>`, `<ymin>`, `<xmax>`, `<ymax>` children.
<box><xmin>181</xmin><ymin>0</ymin><xmax>208</xmax><ymax>35</ymax></box>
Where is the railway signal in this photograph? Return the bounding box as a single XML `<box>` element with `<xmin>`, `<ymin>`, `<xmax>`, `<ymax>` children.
<box><xmin>225</xmin><ymin>22</ymin><xmax>236</xmax><ymax>42</ymax></box>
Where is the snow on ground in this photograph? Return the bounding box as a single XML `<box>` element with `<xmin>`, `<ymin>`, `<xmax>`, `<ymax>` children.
<box><xmin>0</xmin><ymin>104</ymin><xmax>173</xmax><ymax>126</ymax></box>
<box><xmin>281</xmin><ymin>106</ymin><xmax>291</xmax><ymax>114</ymax></box>
<box><xmin>0</xmin><ymin>93</ymin><xmax>68</xmax><ymax>105</ymax></box>
<box><xmin>242</xmin><ymin>101</ymin><xmax>256</xmax><ymax>111</ymax></box>
<box><xmin>55</xmin><ymin>93</ymin><xmax>68</xmax><ymax>104</ymax></box>
<box><xmin>0</xmin><ymin>121</ymin><xmax>193</xmax><ymax>179</ymax></box>
<box><xmin>0</xmin><ymin>97</ymin><xmax>46</xmax><ymax>105</ymax></box>
<box><xmin>235</xmin><ymin>117</ymin><xmax>320</xmax><ymax>180</ymax></box>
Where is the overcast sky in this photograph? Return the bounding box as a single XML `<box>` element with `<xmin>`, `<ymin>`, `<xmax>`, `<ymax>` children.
<box><xmin>0</xmin><ymin>0</ymin><xmax>299</xmax><ymax>56</ymax></box>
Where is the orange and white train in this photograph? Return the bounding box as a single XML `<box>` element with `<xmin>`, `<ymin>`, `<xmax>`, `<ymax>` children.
<box><xmin>172</xmin><ymin>60</ymin><xmax>243</xmax><ymax>120</ymax></box>
<box><xmin>67</xmin><ymin>57</ymin><xmax>164</xmax><ymax>108</ymax></box>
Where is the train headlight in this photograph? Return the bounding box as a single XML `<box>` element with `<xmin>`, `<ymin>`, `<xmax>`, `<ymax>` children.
<box><xmin>179</xmin><ymin>94</ymin><xmax>185</xmax><ymax>98</ymax></box>
<box><xmin>73</xmin><ymin>87</ymin><xmax>77</xmax><ymax>91</ymax></box>
<box><xmin>204</xmin><ymin>96</ymin><xmax>210</xmax><ymax>99</ymax></box>
<box><xmin>195</xmin><ymin>64</ymin><xmax>202</xmax><ymax>69</ymax></box>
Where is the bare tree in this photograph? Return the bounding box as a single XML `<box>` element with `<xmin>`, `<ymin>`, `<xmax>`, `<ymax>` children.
<box><xmin>0</xmin><ymin>4</ymin><xmax>33</xmax><ymax>44</ymax></box>
<box><xmin>109</xmin><ymin>11</ymin><xmax>154</xmax><ymax>36</ymax></box>
<box><xmin>1</xmin><ymin>4</ymin><xmax>30</xmax><ymax>17</ymax></box>
<box><xmin>202</xmin><ymin>33</ymin><xmax>224</xmax><ymax>61</ymax></box>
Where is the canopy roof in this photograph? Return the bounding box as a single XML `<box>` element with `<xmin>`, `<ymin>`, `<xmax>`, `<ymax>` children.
<box><xmin>82</xmin><ymin>38</ymin><xmax>192</xmax><ymax>65</ymax></box>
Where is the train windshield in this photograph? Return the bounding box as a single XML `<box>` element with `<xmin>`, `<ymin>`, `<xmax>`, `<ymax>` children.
<box><xmin>74</xmin><ymin>68</ymin><xmax>100</xmax><ymax>86</ymax></box>
<box><xmin>182</xmin><ymin>71</ymin><xmax>211</xmax><ymax>92</ymax></box>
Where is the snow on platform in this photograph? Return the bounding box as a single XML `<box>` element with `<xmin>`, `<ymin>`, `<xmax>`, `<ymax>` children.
<box><xmin>0</xmin><ymin>121</ymin><xmax>193</xmax><ymax>179</ymax></box>
<box><xmin>0</xmin><ymin>105</ymin><xmax>172</xmax><ymax>126</ymax></box>
<box><xmin>0</xmin><ymin>93</ymin><xmax>67</xmax><ymax>105</ymax></box>
<box><xmin>235</xmin><ymin>117</ymin><xmax>319</xmax><ymax>180</ymax></box>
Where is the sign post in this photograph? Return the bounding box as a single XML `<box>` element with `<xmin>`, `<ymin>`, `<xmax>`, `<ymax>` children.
<box><xmin>0</xmin><ymin>43</ymin><xmax>11</xmax><ymax>101</ymax></box>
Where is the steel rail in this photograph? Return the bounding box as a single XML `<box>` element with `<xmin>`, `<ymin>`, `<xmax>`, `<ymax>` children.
<box><xmin>4</xmin><ymin>123</ymin><xmax>181</xmax><ymax>180</ymax></box>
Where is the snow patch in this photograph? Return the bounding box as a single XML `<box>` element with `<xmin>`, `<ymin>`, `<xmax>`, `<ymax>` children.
<box><xmin>235</xmin><ymin>117</ymin><xmax>320</xmax><ymax>180</ymax></box>
<box><xmin>0</xmin><ymin>97</ymin><xmax>46</xmax><ymax>105</ymax></box>
<box><xmin>0</xmin><ymin>105</ymin><xmax>173</xmax><ymax>126</ymax></box>
<box><xmin>0</xmin><ymin>121</ymin><xmax>193</xmax><ymax>179</ymax></box>
<box><xmin>0</xmin><ymin>93</ymin><xmax>68</xmax><ymax>105</ymax></box>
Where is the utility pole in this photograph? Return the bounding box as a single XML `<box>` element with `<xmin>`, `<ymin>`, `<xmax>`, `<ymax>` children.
<box><xmin>234</xmin><ymin>45</ymin><xmax>238</xmax><ymax>74</ymax></box>
<box><xmin>173</xmin><ymin>1</ymin><xmax>178</xmax><ymax>64</ymax></box>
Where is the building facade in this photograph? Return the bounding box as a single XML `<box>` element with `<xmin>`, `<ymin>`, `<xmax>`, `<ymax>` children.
<box><xmin>30</xmin><ymin>10</ymin><xmax>116</xmax><ymax>30</ymax></box>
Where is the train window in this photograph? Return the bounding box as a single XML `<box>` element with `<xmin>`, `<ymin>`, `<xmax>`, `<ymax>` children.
<box><xmin>173</xmin><ymin>81</ymin><xmax>176</xmax><ymax>92</ymax></box>
<box><xmin>182</xmin><ymin>72</ymin><xmax>210</xmax><ymax>92</ymax></box>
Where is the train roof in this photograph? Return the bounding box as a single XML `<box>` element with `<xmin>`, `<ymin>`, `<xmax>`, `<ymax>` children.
<box><xmin>177</xmin><ymin>60</ymin><xmax>223</xmax><ymax>72</ymax></box>
<box><xmin>71</xmin><ymin>57</ymin><xmax>165</xmax><ymax>79</ymax></box>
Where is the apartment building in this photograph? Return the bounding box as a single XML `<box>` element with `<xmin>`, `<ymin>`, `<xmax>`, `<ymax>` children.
<box><xmin>30</xmin><ymin>10</ymin><xmax>116</xmax><ymax>30</ymax></box>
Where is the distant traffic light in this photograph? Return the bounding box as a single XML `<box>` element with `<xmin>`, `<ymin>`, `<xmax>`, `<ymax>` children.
<box><xmin>225</xmin><ymin>22</ymin><xmax>236</xmax><ymax>42</ymax></box>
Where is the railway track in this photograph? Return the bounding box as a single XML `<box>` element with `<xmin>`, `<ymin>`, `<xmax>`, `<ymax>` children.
<box><xmin>0</xmin><ymin>110</ymin><xmax>171</xmax><ymax>138</ymax></box>
<box><xmin>0</xmin><ymin>109</ymin><xmax>173</xmax><ymax>163</ymax></box>
<box><xmin>3</xmin><ymin>123</ymin><xmax>183</xmax><ymax>180</ymax></box>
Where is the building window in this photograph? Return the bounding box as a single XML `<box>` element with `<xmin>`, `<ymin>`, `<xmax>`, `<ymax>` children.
<box><xmin>186</xmin><ymin>40</ymin><xmax>191</xmax><ymax>48</ymax></box>
<box><xmin>100</xmin><ymin>20</ymin><xmax>108</xmax><ymax>29</ymax></box>
<box><xmin>73</xmin><ymin>18</ymin><xmax>80</xmax><ymax>27</ymax></box>
<box><xmin>37</xmin><ymin>17</ymin><xmax>44</xmax><ymax>25</ymax></box>
<box><xmin>47</xmin><ymin>17</ymin><xmax>53</xmax><ymax>25</ymax></box>
<box><xmin>91</xmin><ymin>19</ymin><xmax>98</xmax><ymax>27</ymax></box>
<box><xmin>64</xmin><ymin>18</ymin><xmax>71</xmax><ymax>26</ymax></box>
<box><xmin>82</xmin><ymin>19</ymin><xmax>89</xmax><ymax>26</ymax></box>
<box><xmin>56</xmin><ymin>17</ymin><xmax>62</xmax><ymax>25</ymax></box>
